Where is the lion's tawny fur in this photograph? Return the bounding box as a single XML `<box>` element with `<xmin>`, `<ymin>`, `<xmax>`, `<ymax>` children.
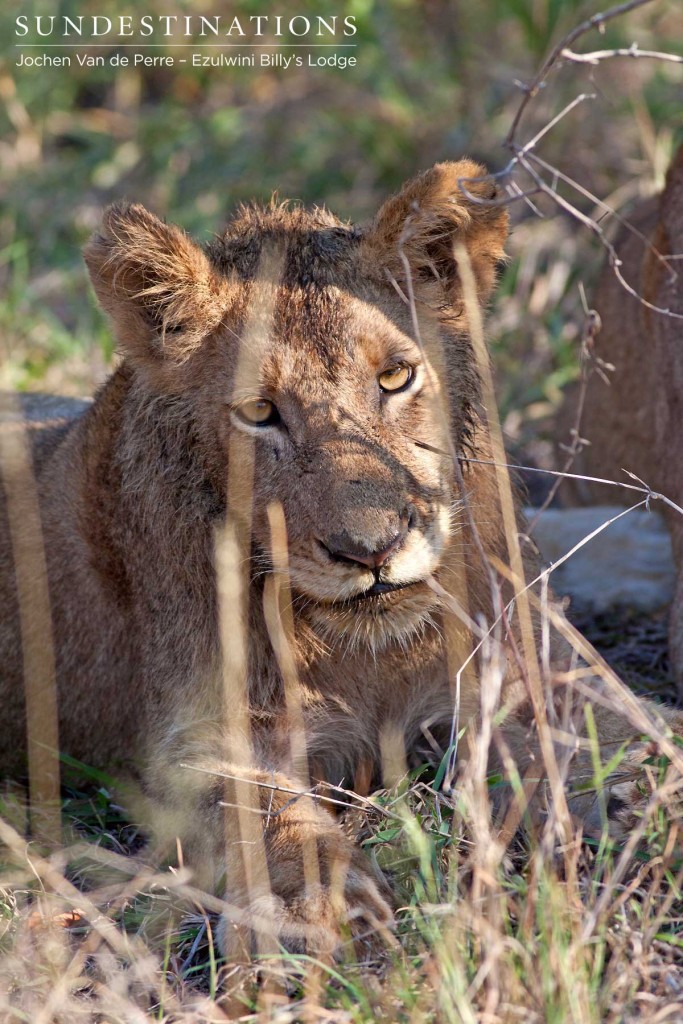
<box><xmin>560</xmin><ymin>144</ymin><xmax>683</xmax><ymax>692</ymax></box>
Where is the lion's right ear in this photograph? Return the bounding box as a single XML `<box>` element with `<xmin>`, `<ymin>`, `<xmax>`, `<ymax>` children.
<box><xmin>84</xmin><ymin>203</ymin><xmax>230</xmax><ymax>365</ymax></box>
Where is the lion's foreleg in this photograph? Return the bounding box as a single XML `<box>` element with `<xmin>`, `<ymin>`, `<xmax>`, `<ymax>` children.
<box><xmin>141</xmin><ymin>735</ymin><xmax>394</xmax><ymax>959</ymax></box>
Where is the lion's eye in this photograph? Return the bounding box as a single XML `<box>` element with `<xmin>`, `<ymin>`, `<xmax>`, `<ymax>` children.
<box><xmin>234</xmin><ymin>399</ymin><xmax>279</xmax><ymax>426</ymax></box>
<box><xmin>378</xmin><ymin>364</ymin><xmax>413</xmax><ymax>393</ymax></box>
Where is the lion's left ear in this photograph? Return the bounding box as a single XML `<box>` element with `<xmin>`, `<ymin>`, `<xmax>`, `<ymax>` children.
<box><xmin>363</xmin><ymin>160</ymin><xmax>509</xmax><ymax>303</ymax></box>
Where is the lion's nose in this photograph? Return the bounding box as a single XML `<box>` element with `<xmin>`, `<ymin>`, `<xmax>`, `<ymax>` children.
<box><xmin>318</xmin><ymin>520</ymin><xmax>409</xmax><ymax>570</ymax></box>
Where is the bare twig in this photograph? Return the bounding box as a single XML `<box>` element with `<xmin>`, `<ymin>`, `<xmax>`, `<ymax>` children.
<box><xmin>524</xmin><ymin>287</ymin><xmax>602</xmax><ymax>537</ymax></box>
<box><xmin>461</xmin><ymin>455</ymin><xmax>683</xmax><ymax>517</ymax></box>
<box><xmin>505</xmin><ymin>0</ymin><xmax>655</xmax><ymax>147</ymax></box>
<box><xmin>561</xmin><ymin>43</ymin><xmax>683</xmax><ymax>65</ymax></box>
<box><xmin>525</xmin><ymin>150</ymin><xmax>678</xmax><ymax>284</ymax></box>
<box><xmin>515</xmin><ymin>151</ymin><xmax>683</xmax><ymax>320</ymax></box>
<box><xmin>450</xmin><ymin>0</ymin><xmax>683</xmax><ymax>320</ymax></box>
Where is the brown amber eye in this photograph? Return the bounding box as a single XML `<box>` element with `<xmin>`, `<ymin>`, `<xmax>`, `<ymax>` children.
<box><xmin>378</xmin><ymin>363</ymin><xmax>413</xmax><ymax>393</ymax></box>
<box><xmin>235</xmin><ymin>399</ymin><xmax>279</xmax><ymax>426</ymax></box>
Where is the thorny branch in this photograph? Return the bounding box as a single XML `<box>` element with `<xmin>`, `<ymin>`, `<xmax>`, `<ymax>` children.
<box><xmin>458</xmin><ymin>0</ymin><xmax>683</xmax><ymax>319</ymax></box>
<box><xmin>505</xmin><ymin>0</ymin><xmax>657</xmax><ymax>147</ymax></box>
<box><xmin>515</xmin><ymin>151</ymin><xmax>683</xmax><ymax>319</ymax></box>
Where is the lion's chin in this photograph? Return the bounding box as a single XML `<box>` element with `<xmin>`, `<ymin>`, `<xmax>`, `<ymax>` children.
<box><xmin>303</xmin><ymin>581</ymin><xmax>441</xmax><ymax>654</ymax></box>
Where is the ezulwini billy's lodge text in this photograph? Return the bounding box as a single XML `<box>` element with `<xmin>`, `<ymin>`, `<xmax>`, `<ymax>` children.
<box><xmin>15</xmin><ymin>51</ymin><xmax>357</xmax><ymax>70</ymax></box>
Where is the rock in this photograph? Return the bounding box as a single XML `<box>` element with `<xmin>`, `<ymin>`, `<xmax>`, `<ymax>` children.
<box><xmin>524</xmin><ymin>506</ymin><xmax>675</xmax><ymax>614</ymax></box>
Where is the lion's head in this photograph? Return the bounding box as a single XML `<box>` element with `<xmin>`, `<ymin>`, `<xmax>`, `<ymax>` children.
<box><xmin>84</xmin><ymin>162</ymin><xmax>508</xmax><ymax>652</ymax></box>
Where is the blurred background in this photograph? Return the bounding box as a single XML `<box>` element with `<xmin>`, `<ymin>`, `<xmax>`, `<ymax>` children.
<box><xmin>0</xmin><ymin>0</ymin><xmax>681</xmax><ymax>454</ymax></box>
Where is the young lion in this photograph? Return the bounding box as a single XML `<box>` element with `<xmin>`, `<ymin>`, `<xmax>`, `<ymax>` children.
<box><xmin>1</xmin><ymin>162</ymin><xmax>680</xmax><ymax>958</ymax></box>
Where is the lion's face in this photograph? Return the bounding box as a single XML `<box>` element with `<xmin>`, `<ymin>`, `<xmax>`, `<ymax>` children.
<box><xmin>84</xmin><ymin>162</ymin><xmax>508</xmax><ymax>652</ymax></box>
<box><xmin>227</xmin><ymin>286</ymin><xmax>457</xmax><ymax>651</ymax></box>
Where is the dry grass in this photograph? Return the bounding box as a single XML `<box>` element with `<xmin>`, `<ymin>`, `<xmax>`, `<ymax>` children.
<box><xmin>1</xmin><ymin>690</ymin><xmax>683</xmax><ymax>1023</ymax></box>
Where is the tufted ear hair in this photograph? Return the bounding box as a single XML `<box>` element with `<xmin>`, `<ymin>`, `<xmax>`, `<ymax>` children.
<box><xmin>363</xmin><ymin>160</ymin><xmax>509</xmax><ymax>305</ymax></box>
<box><xmin>84</xmin><ymin>203</ymin><xmax>231</xmax><ymax>366</ymax></box>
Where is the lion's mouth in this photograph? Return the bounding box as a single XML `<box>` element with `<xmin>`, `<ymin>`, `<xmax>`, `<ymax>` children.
<box><xmin>301</xmin><ymin>572</ymin><xmax>440</xmax><ymax>651</ymax></box>
<box><xmin>337</xmin><ymin>577</ymin><xmax>423</xmax><ymax>605</ymax></box>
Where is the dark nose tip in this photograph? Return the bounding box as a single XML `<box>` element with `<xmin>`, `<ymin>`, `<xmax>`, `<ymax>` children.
<box><xmin>319</xmin><ymin>519</ymin><xmax>409</xmax><ymax>570</ymax></box>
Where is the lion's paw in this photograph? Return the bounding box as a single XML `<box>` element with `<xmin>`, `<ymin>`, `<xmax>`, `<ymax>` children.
<box><xmin>580</xmin><ymin>734</ymin><xmax>683</xmax><ymax>843</ymax></box>
<box><xmin>218</xmin><ymin>858</ymin><xmax>395</xmax><ymax>961</ymax></box>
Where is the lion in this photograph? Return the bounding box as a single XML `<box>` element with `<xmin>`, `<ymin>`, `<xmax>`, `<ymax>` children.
<box><xmin>559</xmin><ymin>143</ymin><xmax>683</xmax><ymax>692</ymax></box>
<box><xmin>1</xmin><ymin>161</ymin><xmax>681</xmax><ymax>959</ymax></box>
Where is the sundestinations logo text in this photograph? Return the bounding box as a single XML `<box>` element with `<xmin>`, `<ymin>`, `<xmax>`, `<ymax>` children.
<box><xmin>15</xmin><ymin>14</ymin><xmax>358</xmax><ymax>40</ymax></box>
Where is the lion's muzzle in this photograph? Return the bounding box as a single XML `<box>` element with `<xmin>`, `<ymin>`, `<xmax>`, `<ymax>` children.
<box><xmin>315</xmin><ymin>510</ymin><xmax>411</xmax><ymax>571</ymax></box>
